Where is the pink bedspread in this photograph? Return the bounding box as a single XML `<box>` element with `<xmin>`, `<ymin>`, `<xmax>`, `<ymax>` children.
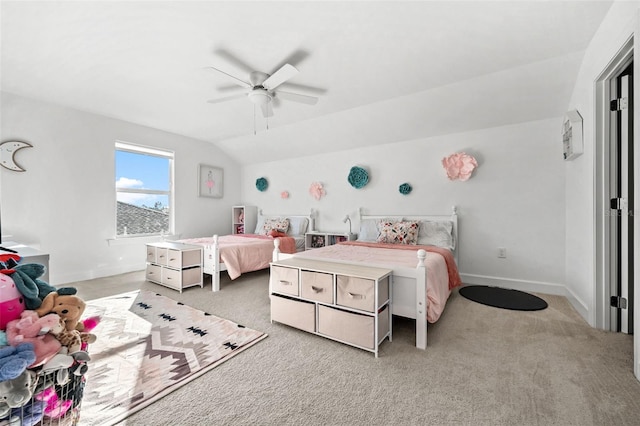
<box><xmin>294</xmin><ymin>241</ymin><xmax>461</xmax><ymax>323</ymax></box>
<box><xmin>180</xmin><ymin>234</ymin><xmax>296</xmax><ymax>280</ymax></box>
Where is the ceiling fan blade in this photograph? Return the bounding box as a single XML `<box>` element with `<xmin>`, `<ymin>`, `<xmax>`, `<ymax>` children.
<box><xmin>276</xmin><ymin>91</ymin><xmax>319</xmax><ymax>105</ymax></box>
<box><xmin>271</xmin><ymin>49</ymin><xmax>310</xmax><ymax>73</ymax></box>
<box><xmin>260</xmin><ymin>103</ymin><xmax>274</xmax><ymax>118</ymax></box>
<box><xmin>277</xmin><ymin>82</ymin><xmax>327</xmax><ymax>96</ymax></box>
<box><xmin>262</xmin><ymin>64</ymin><xmax>298</xmax><ymax>90</ymax></box>
<box><xmin>216</xmin><ymin>84</ymin><xmax>247</xmax><ymax>93</ymax></box>
<box><xmin>206</xmin><ymin>93</ymin><xmax>246</xmax><ymax>104</ymax></box>
<box><xmin>214</xmin><ymin>48</ymin><xmax>256</xmax><ymax>75</ymax></box>
<box><xmin>205</xmin><ymin>66</ymin><xmax>251</xmax><ymax>89</ymax></box>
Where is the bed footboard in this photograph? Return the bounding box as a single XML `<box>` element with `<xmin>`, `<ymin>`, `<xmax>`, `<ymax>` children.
<box><xmin>415</xmin><ymin>249</ymin><xmax>427</xmax><ymax>349</ymax></box>
<box><xmin>202</xmin><ymin>235</ymin><xmax>226</xmax><ymax>292</ymax></box>
<box><xmin>272</xmin><ymin>244</ymin><xmax>429</xmax><ymax>349</ymax></box>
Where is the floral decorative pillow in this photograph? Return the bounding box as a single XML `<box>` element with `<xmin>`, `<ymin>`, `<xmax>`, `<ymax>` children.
<box><xmin>262</xmin><ymin>218</ymin><xmax>290</xmax><ymax>235</ymax></box>
<box><xmin>376</xmin><ymin>220</ymin><xmax>420</xmax><ymax>245</ymax></box>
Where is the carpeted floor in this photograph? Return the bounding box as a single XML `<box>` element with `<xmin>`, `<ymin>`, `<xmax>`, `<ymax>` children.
<box><xmin>69</xmin><ymin>269</ymin><xmax>640</xmax><ymax>426</ymax></box>
<box><xmin>80</xmin><ymin>290</ymin><xmax>267</xmax><ymax>426</ymax></box>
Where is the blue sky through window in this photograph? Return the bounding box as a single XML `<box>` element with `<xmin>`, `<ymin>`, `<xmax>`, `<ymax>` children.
<box><xmin>116</xmin><ymin>150</ymin><xmax>170</xmax><ymax>208</ymax></box>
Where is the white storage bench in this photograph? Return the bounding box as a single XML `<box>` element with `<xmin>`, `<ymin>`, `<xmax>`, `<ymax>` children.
<box><xmin>269</xmin><ymin>257</ymin><xmax>393</xmax><ymax>357</ymax></box>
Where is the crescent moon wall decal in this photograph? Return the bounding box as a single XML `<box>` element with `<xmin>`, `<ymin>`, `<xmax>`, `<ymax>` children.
<box><xmin>0</xmin><ymin>140</ymin><xmax>33</xmax><ymax>172</ymax></box>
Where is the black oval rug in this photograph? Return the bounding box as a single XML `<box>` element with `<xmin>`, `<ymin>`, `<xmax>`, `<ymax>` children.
<box><xmin>458</xmin><ymin>285</ymin><xmax>548</xmax><ymax>311</ymax></box>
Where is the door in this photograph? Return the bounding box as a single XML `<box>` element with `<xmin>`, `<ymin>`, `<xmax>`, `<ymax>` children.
<box><xmin>609</xmin><ymin>62</ymin><xmax>634</xmax><ymax>334</ymax></box>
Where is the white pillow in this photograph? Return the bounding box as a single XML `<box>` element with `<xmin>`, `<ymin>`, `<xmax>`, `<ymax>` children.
<box><xmin>254</xmin><ymin>216</ymin><xmax>266</xmax><ymax>234</ymax></box>
<box><xmin>417</xmin><ymin>220</ymin><xmax>455</xmax><ymax>250</ymax></box>
<box><xmin>286</xmin><ymin>217</ymin><xmax>309</xmax><ymax>236</ymax></box>
<box><xmin>356</xmin><ymin>219</ymin><xmax>377</xmax><ymax>241</ymax></box>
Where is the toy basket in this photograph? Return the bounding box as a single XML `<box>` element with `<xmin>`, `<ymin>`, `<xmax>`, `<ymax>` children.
<box><xmin>0</xmin><ymin>354</ymin><xmax>89</xmax><ymax>426</ymax></box>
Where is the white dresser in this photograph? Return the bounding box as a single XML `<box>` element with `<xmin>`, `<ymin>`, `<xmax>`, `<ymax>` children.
<box><xmin>145</xmin><ymin>242</ymin><xmax>203</xmax><ymax>292</ymax></box>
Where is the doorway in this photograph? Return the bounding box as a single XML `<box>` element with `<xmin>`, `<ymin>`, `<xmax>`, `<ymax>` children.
<box><xmin>594</xmin><ymin>36</ymin><xmax>638</xmax><ymax>380</ymax></box>
<box><xmin>609</xmin><ymin>62</ymin><xmax>634</xmax><ymax>334</ymax></box>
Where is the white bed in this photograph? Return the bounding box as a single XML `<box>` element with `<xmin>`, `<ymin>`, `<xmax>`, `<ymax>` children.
<box><xmin>180</xmin><ymin>212</ymin><xmax>311</xmax><ymax>291</ymax></box>
<box><xmin>273</xmin><ymin>206</ymin><xmax>460</xmax><ymax>350</ymax></box>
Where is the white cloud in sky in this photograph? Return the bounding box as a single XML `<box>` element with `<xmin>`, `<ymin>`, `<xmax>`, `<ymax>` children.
<box><xmin>116</xmin><ymin>177</ymin><xmax>144</xmax><ymax>188</ymax></box>
<box><xmin>116</xmin><ymin>177</ymin><xmax>165</xmax><ymax>207</ymax></box>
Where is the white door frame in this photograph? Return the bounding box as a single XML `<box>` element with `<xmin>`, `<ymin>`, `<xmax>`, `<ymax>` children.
<box><xmin>594</xmin><ymin>35</ymin><xmax>639</xmax><ymax>380</ymax></box>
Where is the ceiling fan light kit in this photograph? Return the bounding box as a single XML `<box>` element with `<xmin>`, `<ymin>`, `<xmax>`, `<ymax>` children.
<box><xmin>248</xmin><ymin>88</ymin><xmax>272</xmax><ymax>106</ymax></box>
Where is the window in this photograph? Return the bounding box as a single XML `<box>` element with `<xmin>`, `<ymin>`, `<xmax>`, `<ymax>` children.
<box><xmin>115</xmin><ymin>141</ymin><xmax>174</xmax><ymax>237</ymax></box>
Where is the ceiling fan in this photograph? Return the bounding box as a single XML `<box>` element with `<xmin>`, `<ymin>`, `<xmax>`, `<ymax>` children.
<box><xmin>205</xmin><ymin>62</ymin><xmax>319</xmax><ymax>118</ymax></box>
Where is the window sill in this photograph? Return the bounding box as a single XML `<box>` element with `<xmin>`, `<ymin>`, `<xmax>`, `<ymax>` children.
<box><xmin>107</xmin><ymin>234</ymin><xmax>182</xmax><ymax>246</ymax></box>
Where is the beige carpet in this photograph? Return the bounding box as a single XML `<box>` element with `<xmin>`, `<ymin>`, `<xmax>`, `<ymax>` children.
<box><xmin>69</xmin><ymin>269</ymin><xmax>640</xmax><ymax>426</ymax></box>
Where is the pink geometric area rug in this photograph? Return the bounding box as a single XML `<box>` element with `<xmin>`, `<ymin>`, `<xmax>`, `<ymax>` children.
<box><xmin>79</xmin><ymin>290</ymin><xmax>267</xmax><ymax>425</ymax></box>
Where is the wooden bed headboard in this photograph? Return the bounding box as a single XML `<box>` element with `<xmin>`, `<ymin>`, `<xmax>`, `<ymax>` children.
<box><xmin>357</xmin><ymin>206</ymin><xmax>459</xmax><ymax>264</ymax></box>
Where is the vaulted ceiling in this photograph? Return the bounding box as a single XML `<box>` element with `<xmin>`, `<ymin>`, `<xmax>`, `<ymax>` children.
<box><xmin>1</xmin><ymin>1</ymin><xmax>613</xmax><ymax>165</ymax></box>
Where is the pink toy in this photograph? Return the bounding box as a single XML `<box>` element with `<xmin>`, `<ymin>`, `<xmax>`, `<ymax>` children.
<box><xmin>5</xmin><ymin>310</ymin><xmax>63</xmax><ymax>368</ymax></box>
<box><xmin>76</xmin><ymin>316</ymin><xmax>100</xmax><ymax>351</ymax></box>
<box><xmin>35</xmin><ymin>386</ymin><xmax>72</xmax><ymax>419</ymax></box>
<box><xmin>0</xmin><ymin>272</ymin><xmax>26</xmax><ymax>330</ymax></box>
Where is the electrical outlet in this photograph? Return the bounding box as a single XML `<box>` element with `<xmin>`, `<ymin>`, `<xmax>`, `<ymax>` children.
<box><xmin>497</xmin><ymin>247</ymin><xmax>507</xmax><ymax>258</ymax></box>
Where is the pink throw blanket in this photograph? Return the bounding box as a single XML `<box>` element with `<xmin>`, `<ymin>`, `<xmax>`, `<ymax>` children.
<box><xmin>181</xmin><ymin>234</ymin><xmax>296</xmax><ymax>280</ymax></box>
<box><xmin>339</xmin><ymin>241</ymin><xmax>462</xmax><ymax>290</ymax></box>
<box><xmin>295</xmin><ymin>241</ymin><xmax>461</xmax><ymax>323</ymax></box>
<box><xmin>242</xmin><ymin>234</ymin><xmax>297</xmax><ymax>255</ymax></box>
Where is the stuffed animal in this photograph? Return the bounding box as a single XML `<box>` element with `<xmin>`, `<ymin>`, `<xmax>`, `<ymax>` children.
<box><xmin>76</xmin><ymin>316</ymin><xmax>100</xmax><ymax>351</ymax></box>
<box><xmin>0</xmin><ymin>272</ymin><xmax>26</xmax><ymax>330</ymax></box>
<box><xmin>35</xmin><ymin>292</ymin><xmax>86</xmax><ymax>332</ymax></box>
<box><xmin>0</xmin><ymin>255</ymin><xmax>77</xmax><ymax>311</ymax></box>
<box><xmin>2</xmin><ymin>399</ymin><xmax>46</xmax><ymax>426</ymax></box>
<box><xmin>0</xmin><ymin>343</ymin><xmax>36</xmax><ymax>381</ymax></box>
<box><xmin>9</xmin><ymin>263</ymin><xmax>56</xmax><ymax>310</ymax></box>
<box><xmin>5</xmin><ymin>311</ymin><xmax>62</xmax><ymax>368</ymax></box>
<box><xmin>0</xmin><ymin>369</ymin><xmax>37</xmax><ymax>418</ymax></box>
<box><xmin>49</xmin><ymin>316</ymin><xmax>83</xmax><ymax>354</ymax></box>
<box><xmin>40</xmin><ymin>352</ymin><xmax>74</xmax><ymax>386</ymax></box>
<box><xmin>35</xmin><ymin>386</ymin><xmax>72</xmax><ymax>419</ymax></box>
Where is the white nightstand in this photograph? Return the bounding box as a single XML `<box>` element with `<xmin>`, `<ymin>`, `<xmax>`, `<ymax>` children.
<box><xmin>304</xmin><ymin>231</ymin><xmax>357</xmax><ymax>250</ymax></box>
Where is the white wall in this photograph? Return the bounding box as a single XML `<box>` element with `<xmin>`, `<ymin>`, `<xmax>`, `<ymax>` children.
<box><xmin>0</xmin><ymin>92</ymin><xmax>241</xmax><ymax>284</ymax></box>
<box><xmin>565</xmin><ymin>1</ymin><xmax>640</xmax><ymax>325</ymax></box>
<box><xmin>242</xmin><ymin>118</ymin><xmax>567</xmax><ymax>293</ymax></box>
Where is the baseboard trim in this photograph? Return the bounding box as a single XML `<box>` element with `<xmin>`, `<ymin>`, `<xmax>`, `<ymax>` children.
<box><xmin>563</xmin><ymin>285</ymin><xmax>590</xmax><ymax>325</ymax></box>
<box><xmin>460</xmin><ymin>273</ymin><xmax>566</xmax><ymax>295</ymax></box>
<box><xmin>459</xmin><ymin>273</ymin><xmax>590</xmax><ymax>324</ymax></box>
<box><xmin>54</xmin><ymin>262</ymin><xmax>145</xmax><ymax>285</ymax></box>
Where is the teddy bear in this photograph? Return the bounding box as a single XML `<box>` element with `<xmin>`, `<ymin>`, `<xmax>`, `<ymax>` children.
<box><xmin>34</xmin><ymin>291</ymin><xmax>95</xmax><ymax>362</ymax></box>
<box><xmin>5</xmin><ymin>311</ymin><xmax>63</xmax><ymax>368</ymax></box>
<box><xmin>35</xmin><ymin>291</ymin><xmax>86</xmax><ymax>332</ymax></box>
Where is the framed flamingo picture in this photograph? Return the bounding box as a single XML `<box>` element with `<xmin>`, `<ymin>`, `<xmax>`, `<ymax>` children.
<box><xmin>199</xmin><ymin>164</ymin><xmax>223</xmax><ymax>198</ymax></box>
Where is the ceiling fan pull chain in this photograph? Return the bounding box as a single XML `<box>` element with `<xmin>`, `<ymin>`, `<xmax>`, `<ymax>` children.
<box><xmin>254</xmin><ymin>104</ymin><xmax>257</xmax><ymax>135</ymax></box>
